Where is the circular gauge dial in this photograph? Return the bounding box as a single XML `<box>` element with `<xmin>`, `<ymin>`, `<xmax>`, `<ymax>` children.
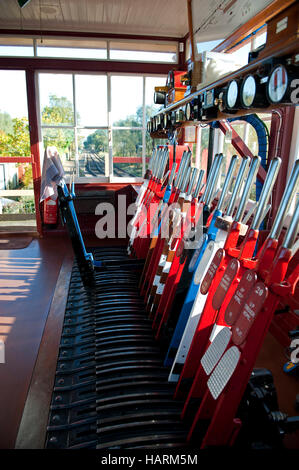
<box><xmin>185</xmin><ymin>102</ymin><xmax>192</xmax><ymax>121</ymax></box>
<box><xmin>267</xmin><ymin>65</ymin><xmax>288</xmax><ymax>103</ymax></box>
<box><xmin>241</xmin><ymin>75</ymin><xmax>256</xmax><ymax>107</ymax></box>
<box><xmin>226</xmin><ymin>80</ymin><xmax>239</xmax><ymax>109</ymax></box>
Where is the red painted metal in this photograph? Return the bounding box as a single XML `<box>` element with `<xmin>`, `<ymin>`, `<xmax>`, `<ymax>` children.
<box><xmin>25</xmin><ymin>70</ymin><xmax>42</xmax><ymax>236</ymax></box>
<box><xmin>218</xmin><ymin>120</ymin><xmax>267</xmax><ymax>182</ymax></box>
<box><xmin>113</xmin><ymin>157</ymin><xmax>150</xmax><ymax>163</ymax></box>
<box><xmin>267</xmin><ymin>107</ymin><xmax>295</xmax><ymax>227</ymax></box>
<box><xmin>140</xmin><ymin>176</ymin><xmax>182</xmax><ymax>295</ymax></box>
<box><xmin>224</xmin><ymin>269</ymin><xmax>257</xmax><ymax>326</ymax></box>
<box><xmin>0</xmin><ymin>156</ymin><xmax>32</xmax><ymax>163</ymax></box>
<box><xmin>133</xmin><ymin>145</ymin><xmax>187</xmax><ymax>260</ymax></box>
<box><xmin>153</xmin><ymin>193</ymin><xmax>210</xmax><ymax>336</ymax></box>
<box><xmin>193</xmin><ymin>254</ymin><xmax>298</xmax><ymax>448</ymax></box>
<box><xmin>174</xmin><ymin>220</ymin><xmax>251</xmax><ymax>399</ymax></box>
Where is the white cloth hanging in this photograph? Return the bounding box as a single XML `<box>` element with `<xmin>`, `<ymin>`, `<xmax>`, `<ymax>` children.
<box><xmin>40</xmin><ymin>146</ymin><xmax>65</xmax><ymax>202</ymax></box>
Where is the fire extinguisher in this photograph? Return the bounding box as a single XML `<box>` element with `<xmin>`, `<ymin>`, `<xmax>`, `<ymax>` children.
<box><xmin>43</xmin><ymin>197</ymin><xmax>58</xmax><ymax>225</ymax></box>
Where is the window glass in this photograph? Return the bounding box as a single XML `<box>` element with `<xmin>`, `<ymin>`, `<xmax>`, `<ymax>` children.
<box><xmin>145</xmin><ymin>76</ymin><xmax>167</xmax><ymax>115</ymax></box>
<box><xmin>39</xmin><ymin>73</ymin><xmax>74</xmax><ymax>126</ymax></box>
<box><xmin>41</xmin><ymin>128</ymin><xmax>75</xmax><ymax>178</ymax></box>
<box><xmin>0</xmin><ymin>70</ymin><xmax>35</xmax><ymax>228</ymax></box>
<box><xmin>75</xmin><ymin>74</ymin><xmax>107</xmax><ymax>127</ymax></box>
<box><xmin>222</xmin><ymin>121</ymin><xmax>260</xmax><ymax>201</ymax></box>
<box><xmin>113</xmin><ymin>129</ymin><xmax>143</xmax><ymax>178</ymax></box>
<box><xmin>111</xmin><ymin>75</ymin><xmax>143</xmax><ymax>126</ymax></box>
<box><xmin>195</xmin><ymin>39</ymin><xmax>224</xmax><ymax>55</ymax></box>
<box><xmin>0</xmin><ymin>37</ymin><xmax>34</xmax><ymax>57</ymax></box>
<box><xmin>110</xmin><ymin>41</ymin><xmax>177</xmax><ymax>63</ymax></box>
<box><xmin>253</xmin><ymin>30</ymin><xmax>267</xmax><ymax>49</ymax></box>
<box><xmin>36</xmin><ymin>38</ymin><xmax>107</xmax><ymax>59</ymax></box>
<box><xmin>78</xmin><ymin>128</ymin><xmax>107</xmax><ymax>178</ymax></box>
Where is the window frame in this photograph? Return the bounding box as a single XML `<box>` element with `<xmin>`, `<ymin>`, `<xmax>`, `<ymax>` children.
<box><xmin>37</xmin><ymin>70</ymin><xmax>166</xmax><ymax>183</ymax></box>
<box><xmin>0</xmin><ymin>35</ymin><xmax>178</xmax><ymax>64</ymax></box>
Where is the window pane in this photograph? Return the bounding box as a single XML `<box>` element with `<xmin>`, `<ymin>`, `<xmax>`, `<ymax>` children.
<box><xmin>113</xmin><ymin>129</ymin><xmax>142</xmax><ymax>177</ymax></box>
<box><xmin>110</xmin><ymin>41</ymin><xmax>177</xmax><ymax>63</ymax></box>
<box><xmin>0</xmin><ymin>70</ymin><xmax>34</xmax><ymax>227</ymax></box>
<box><xmin>111</xmin><ymin>76</ymin><xmax>143</xmax><ymax>126</ymax></box>
<box><xmin>0</xmin><ymin>37</ymin><xmax>34</xmax><ymax>57</ymax></box>
<box><xmin>37</xmin><ymin>38</ymin><xmax>107</xmax><ymax>59</ymax></box>
<box><xmin>110</xmin><ymin>49</ymin><xmax>176</xmax><ymax>62</ymax></box>
<box><xmin>145</xmin><ymin>76</ymin><xmax>167</xmax><ymax>116</ymax></box>
<box><xmin>41</xmin><ymin>128</ymin><xmax>75</xmax><ymax>178</ymax></box>
<box><xmin>39</xmin><ymin>73</ymin><xmax>74</xmax><ymax>126</ymax></box>
<box><xmin>78</xmin><ymin>129</ymin><xmax>108</xmax><ymax>178</ymax></box>
<box><xmin>75</xmin><ymin>75</ymin><xmax>107</xmax><ymax>127</ymax></box>
<box><xmin>195</xmin><ymin>39</ymin><xmax>224</xmax><ymax>55</ymax></box>
<box><xmin>0</xmin><ymin>70</ymin><xmax>31</xmax><ymax>181</ymax></box>
<box><xmin>254</xmin><ymin>30</ymin><xmax>267</xmax><ymax>49</ymax></box>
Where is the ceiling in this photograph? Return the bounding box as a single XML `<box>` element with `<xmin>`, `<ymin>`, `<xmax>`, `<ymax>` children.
<box><xmin>0</xmin><ymin>0</ymin><xmax>277</xmax><ymax>41</ymax></box>
<box><xmin>0</xmin><ymin>0</ymin><xmax>188</xmax><ymax>38</ymax></box>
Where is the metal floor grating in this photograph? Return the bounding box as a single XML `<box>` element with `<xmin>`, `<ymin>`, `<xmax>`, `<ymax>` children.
<box><xmin>45</xmin><ymin>247</ymin><xmax>189</xmax><ymax>449</ymax></box>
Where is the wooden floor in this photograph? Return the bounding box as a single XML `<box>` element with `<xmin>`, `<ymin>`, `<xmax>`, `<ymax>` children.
<box><xmin>0</xmin><ymin>236</ymin><xmax>72</xmax><ymax>449</ymax></box>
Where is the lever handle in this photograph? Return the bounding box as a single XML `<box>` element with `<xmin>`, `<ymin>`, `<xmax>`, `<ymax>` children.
<box><xmin>178</xmin><ymin>151</ymin><xmax>192</xmax><ymax>191</ymax></box>
<box><xmin>187</xmin><ymin>167</ymin><xmax>199</xmax><ymax>196</ymax></box>
<box><xmin>193</xmin><ymin>169</ymin><xmax>205</xmax><ymax>199</ymax></box>
<box><xmin>181</xmin><ymin>166</ymin><xmax>192</xmax><ymax>194</ymax></box>
<box><xmin>200</xmin><ymin>153</ymin><xmax>219</xmax><ymax>203</ymax></box>
<box><xmin>217</xmin><ymin>154</ymin><xmax>239</xmax><ymax>212</ymax></box>
<box><xmin>270</xmin><ymin>159</ymin><xmax>299</xmax><ymax>241</ymax></box>
<box><xmin>251</xmin><ymin>157</ymin><xmax>281</xmax><ymax>230</ymax></box>
<box><xmin>235</xmin><ymin>156</ymin><xmax>261</xmax><ymax>223</ymax></box>
<box><xmin>205</xmin><ymin>153</ymin><xmax>224</xmax><ymax>206</ymax></box>
<box><xmin>168</xmin><ymin>162</ymin><xmax>177</xmax><ymax>187</ymax></box>
<box><xmin>158</xmin><ymin>147</ymin><xmax>169</xmax><ymax>180</ymax></box>
<box><xmin>148</xmin><ymin>147</ymin><xmax>156</xmax><ymax>171</ymax></box>
<box><xmin>226</xmin><ymin>156</ymin><xmax>250</xmax><ymax>217</ymax></box>
<box><xmin>283</xmin><ymin>199</ymin><xmax>299</xmax><ymax>249</ymax></box>
<box><xmin>174</xmin><ymin>151</ymin><xmax>187</xmax><ymax>188</ymax></box>
<box><xmin>151</xmin><ymin>146</ymin><xmax>160</xmax><ymax>178</ymax></box>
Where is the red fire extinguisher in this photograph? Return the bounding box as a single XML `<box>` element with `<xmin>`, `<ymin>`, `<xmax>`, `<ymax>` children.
<box><xmin>43</xmin><ymin>197</ymin><xmax>58</xmax><ymax>225</ymax></box>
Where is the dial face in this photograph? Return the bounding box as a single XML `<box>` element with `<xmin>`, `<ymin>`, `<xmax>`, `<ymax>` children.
<box><xmin>185</xmin><ymin>102</ymin><xmax>192</xmax><ymax>120</ymax></box>
<box><xmin>242</xmin><ymin>75</ymin><xmax>256</xmax><ymax>107</ymax></box>
<box><xmin>268</xmin><ymin>65</ymin><xmax>288</xmax><ymax>103</ymax></box>
<box><xmin>227</xmin><ymin>80</ymin><xmax>239</xmax><ymax>109</ymax></box>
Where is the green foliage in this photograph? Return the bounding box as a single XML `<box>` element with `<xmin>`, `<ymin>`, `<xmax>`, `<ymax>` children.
<box><xmin>113</xmin><ymin>129</ymin><xmax>142</xmax><ymax>157</ymax></box>
<box><xmin>42</xmin><ymin>94</ymin><xmax>74</xmax><ymax>125</ymax></box>
<box><xmin>83</xmin><ymin>129</ymin><xmax>108</xmax><ymax>153</ymax></box>
<box><xmin>0</xmin><ymin>116</ymin><xmax>32</xmax><ymax>189</ymax></box>
<box><xmin>42</xmin><ymin>94</ymin><xmax>75</xmax><ymax>156</ymax></box>
<box><xmin>83</xmin><ymin>105</ymin><xmax>156</xmax><ymax>158</ymax></box>
<box><xmin>0</xmin><ymin>111</ymin><xmax>13</xmax><ymax>134</ymax></box>
<box><xmin>2</xmin><ymin>196</ymin><xmax>35</xmax><ymax>214</ymax></box>
<box><xmin>0</xmin><ymin>117</ymin><xmax>30</xmax><ymax>157</ymax></box>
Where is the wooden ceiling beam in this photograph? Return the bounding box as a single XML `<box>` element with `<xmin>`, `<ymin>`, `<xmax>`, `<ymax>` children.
<box><xmin>0</xmin><ymin>28</ymin><xmax>181</xmax><ymax>42</ymax></box>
